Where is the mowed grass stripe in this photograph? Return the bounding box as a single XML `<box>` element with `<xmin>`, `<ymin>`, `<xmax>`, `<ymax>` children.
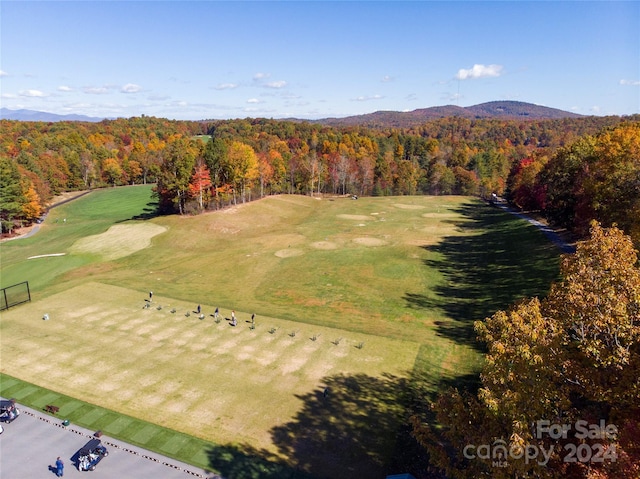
<box><xmin>0</xmin><ymin>281</ymin><xmax>421</xmax><ymax>473</ymax></box>
<box><xmin>0</xmin><ymin>373</ymin><xmax>225</xmax><ymax>473</ymax></box>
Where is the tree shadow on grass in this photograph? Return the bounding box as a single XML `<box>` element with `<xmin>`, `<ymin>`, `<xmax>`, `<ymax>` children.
<box><xmin>405</xmin><ymin>202</ymin><xmax>560</xmax><ymax>351</ymax></box>
<box><xmin>205</xmin><ymin>443</ymin><xmax>312</xmax><ymax>479</ymax></box>
<box><xmin>113</xmin><ymin>200</ymin><xmax>161</xmax><ymax>223</ymax></box>
<box><xmin>206</xmin><ymin>371</ymin><xmax>453</xmax><ymax>479</ymax></box>
<box><xmin>130</xmin><ymin>200</ymin><xmax>161</xmax><ymax>220</ymax></box>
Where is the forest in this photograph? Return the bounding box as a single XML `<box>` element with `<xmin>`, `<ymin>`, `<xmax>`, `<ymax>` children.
<box><xmin>1</xmin><ymin>114</ymin><xmax>639</xmax><ymax>245</ymax></box>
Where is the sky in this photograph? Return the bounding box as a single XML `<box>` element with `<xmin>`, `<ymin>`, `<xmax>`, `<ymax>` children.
<box><xmin>1</xmin><ymin>1</ymin><xmax>639</xmax><ymax>121</ymax></box>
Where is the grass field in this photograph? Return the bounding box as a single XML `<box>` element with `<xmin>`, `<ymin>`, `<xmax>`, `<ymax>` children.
<box><xmin>0</xmin><ymin>186</ymin><xmax>561</xmax><ymax>478</ymax></box>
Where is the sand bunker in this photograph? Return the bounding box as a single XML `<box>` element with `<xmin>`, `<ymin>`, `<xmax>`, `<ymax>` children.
<box><xmin>337</xmin><ymin>214</ymin><xmax>373</xmax><ymax>221</ymax></box>
<box><xmin>393</xmin><ymin>203</ymin><xmax>425</xmax><ymax>210</ymax></box>
<box><xmin>310</xmin><ymin>241</ymin><xmax>338</xmax><ymax>250</ymax></box>
<box><xmin>353</xmin><ymin>237</ymin><xmax>387</xmax><ymax>246</ymax></box>
<box><xmin>70</xmin><ymin>223</ymin><xmax>167</xmax><ymax>260</ymax></box>
<box><xmin>275</xmin><ymin>248</ymin><xmax>304</xmax><ymax>258</ymax></box>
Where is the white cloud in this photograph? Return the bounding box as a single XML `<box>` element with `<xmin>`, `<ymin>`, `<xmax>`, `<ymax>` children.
<box><xmin>456</xmin><ymin>64</ymin><xmax>504</xmax><ymax>80</ymax></box>
<box><xmin>19</xmin><ymin>89</ymin><xmax>47</xmax><ymax>97</ymax></box>
<box><xmin>265</xmin><ymin>80</ymin><xmax>287</xmax><ymax>89</ymax></box>
<box><xmin>381</xmin><ymin>75</ymin><xmax>394</xmax><ymax>83</ymax></box>
<box><xmin>247</xmin><ymin>98</ymin><xmax>261</xmax><ymax>104</ymax></box>
<box><xmin>121</xmin><ymin>83</ymin><xmax>142</xmax><ymax>93</ymax></box>
<box><xmin>58</xmin><ymin>85</ymin><xmax>73</xmax><ymax>92</ymax></box>
<box><xmin>253</xmin><ymin>72</ymin><xmax>270</xmax><ymax>81</ymax></box>
<box><xmin>0</xmin><ymin>70</ymin><xmax>8</xmax><ymax>77</ymax></box>
<box><xmin>215</xmin><ymin>83</ymin><xmax>238</xmax><ymax>90</ymax></box>
<box><xmin>352</xmin><ymin>94</ymin><xmax>384</xmax><ymax>102</ymax></box>
<box><xmin>1</xmin><ymin>93</ymin><xmax>17</xmax><ymax>99</ymax></box>
<box><xmin>620</xmin><ymin>79</ymin><xmax>640</xmax><ymax>86</ymax></box>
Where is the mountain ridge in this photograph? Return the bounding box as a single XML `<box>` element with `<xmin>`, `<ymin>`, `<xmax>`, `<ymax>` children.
<box><xmin>0</xmin><ymin>108</ymin><xmax>109</xmax><ymax>123</ymax></box>
<box><xmin>308</xmin><ymin>101</ymin><xmax>585</xmax><ymax>128</ymax></box>
<box><xmin>2</xmin><ymin>101</ymin><xmax>584</xmax><ymax>125</ymax></box>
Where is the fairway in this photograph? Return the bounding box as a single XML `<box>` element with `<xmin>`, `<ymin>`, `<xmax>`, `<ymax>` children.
<box><xmin>0</xmin><ymin>187</ymin><xmax>561</xmax><ymax>477</ymax></box>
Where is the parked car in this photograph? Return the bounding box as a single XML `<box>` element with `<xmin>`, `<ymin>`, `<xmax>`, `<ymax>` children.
<box><xmin>0</xmin><ymin>400</ymin><xmax>20</xmax><ymax>423</ymax></box>
<box><xmin>77</xmin><ymin>438</ymin><xmax>108</xmax><ymax>471</ymax></box>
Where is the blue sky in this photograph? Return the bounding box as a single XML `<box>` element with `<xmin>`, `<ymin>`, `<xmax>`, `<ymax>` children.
<box><xmin>1</xmin><ymin>1</ymin><xmax>638</xmax><ymax>120</ymax></box>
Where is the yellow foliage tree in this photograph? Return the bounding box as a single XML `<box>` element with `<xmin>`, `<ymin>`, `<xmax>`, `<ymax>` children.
<box><xmin>414</xmin><ymin>222</ymin><xmax>640</xmax><ymax>478</ymax></box>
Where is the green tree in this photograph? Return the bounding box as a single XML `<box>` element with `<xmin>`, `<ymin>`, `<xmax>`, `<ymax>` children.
<box><xmin>0</xmin><ymin>157</ymin><xmax>26</xmax><ymax>234</ymax></box>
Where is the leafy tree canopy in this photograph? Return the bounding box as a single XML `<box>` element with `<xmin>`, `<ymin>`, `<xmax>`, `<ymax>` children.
<box><xmin>414</xmin><ymin>222</ymin><xmax>640</xmax><ymax>478</ymax></box>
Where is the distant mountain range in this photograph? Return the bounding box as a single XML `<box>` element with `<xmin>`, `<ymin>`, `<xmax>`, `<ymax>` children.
<box><xmin>0</xmin><ymin>108</ymin><xmax>108</xmax><ymax>122</ymax></box>
<box><xmin>1</xmin><ymin>101</ymin><xmax>583</xmax><ymax>126</ymax></box>
<box><xmin>310</xmin><ymin>101</ymin><xmax>584</xmax><ymax>128</ymax></box>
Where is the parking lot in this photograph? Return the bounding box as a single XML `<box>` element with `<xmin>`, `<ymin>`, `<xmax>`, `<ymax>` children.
<box><xmin>0</xmin><ymin>400</ymin><xmax>220</xmax><ymax>479</ymax></box>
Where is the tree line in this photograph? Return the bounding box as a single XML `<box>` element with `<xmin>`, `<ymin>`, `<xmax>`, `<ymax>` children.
<box><xmin>1</xmin><ymin>114</ymin><xmax>638</xmax><ymax>242</ymax></box>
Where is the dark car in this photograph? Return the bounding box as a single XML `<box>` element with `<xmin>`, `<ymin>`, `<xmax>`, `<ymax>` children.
<box><xmin>77</xmin><ymin>438</ymin><xmax>108</xmax><ymax>471</ymax></box>
<box><xmin>0</xmin><ymin>400</ymin><xmax>20</xmax><ymax>423</ymax></box>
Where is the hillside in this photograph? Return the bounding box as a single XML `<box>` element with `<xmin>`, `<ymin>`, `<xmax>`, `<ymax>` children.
<box><xmin>0</xmin><ymin>108</ymin><xmax>109</xmax><ymax>122</ymax></box>
<box><xmin>312</xmin><ymin>101</ymin><xmax>584</xmax><ymax>128</ymax></box>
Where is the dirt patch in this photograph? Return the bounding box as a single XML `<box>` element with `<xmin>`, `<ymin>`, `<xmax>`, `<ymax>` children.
<box><xmin>70</xmin><ymin>223</ymin><xmax>167</xmax><ymax>260</ymax></box>
<box><xmin>207</xmin><ymin>222</ymin><xmax>241</xmax><ymax>235</ymax></box>
<box><xmin>353</xmin><ymin>237</ymin><xmax>387</xmax><ymax>246</ymax></box>
<box><xmin>275</xmin><ymin>248</ymin><xmax>304</xmax><ymax>258</ymax></box>
<box><xmin>393</xmin><ymin>203</ymin><xmax>425</xmax><ymax>210</ymax></box>
<box><xmin>310</xmin><ymin>241</ymin><xmax>338</xmax><ymax>250</ymax></box>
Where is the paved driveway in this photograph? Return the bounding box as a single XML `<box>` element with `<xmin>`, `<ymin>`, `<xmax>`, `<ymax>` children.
<box><xmin>496</xmin><ymin>202</ymin><xmax>576</xmax><ymax>254</ymax></box>
<box><xmin>0</xmin><ymin>401</ymin><xmax>220</xmax><ymax>479</ymax></box>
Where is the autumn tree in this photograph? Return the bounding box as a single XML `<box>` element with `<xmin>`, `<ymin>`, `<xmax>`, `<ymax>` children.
<box><xmin>102</xmin><ymin>158</ymin><xmax>124</xmax><ymax>186</ymax></box>
<box><xmin>154</xmin><ymin>136</ymin><xmax>197</xmax><ymax>214</ymax></box>
<box><xmin>20</xmin><ymin>181</ymin><xmax>42</xmax><ymax>221</ymax></box>
<box><xmin>188</xmin><ymin>162</ymin><xmax>212</xmax><ymax>211</ymax></box>
<box><xmin>414</xmin><ymin>223</ymin><xmax>640</xmax><ymax>479</ymax></box>
<box><xmin>537</xmin><ymin>122</ymin><xmax>640</xmax><ymax>243</ymax></box>
<box><xmin>0</xmin><ymin>157</ymin><xmax>43</xmax><ymax>234</ymax></box>
<box><xmin>257</xmin><ymin>151</ymin><xmax>274</xmax><ymax>197</ymax></box>
<box><xmin>507</xmin><ymin>155</ymin><xmax>548</xmax><ymax>211</ymax></box>
<box><xmin>226</xmin><ymin>141</ymin><xmax>259</xmax><ymax>203</ymax></box>
<box><xmin>374</xmin><ymin>148</ymin><xmax>396</xmax><ymax>196</ymax></box>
